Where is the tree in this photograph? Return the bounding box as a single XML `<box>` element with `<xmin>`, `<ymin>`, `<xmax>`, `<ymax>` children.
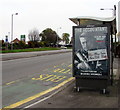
<box><xmin>28</xmin><ymin>28</ymin><xmax>40</xmax><ymax>48</ymax></box>
<box><xmin>0</xmin><ymin>40</ymin><xmax>5</xmax><ymax>50</ymax></box>
<box><xmin>28</xmin><ymin>41</ymin><xmax>34</xmax><ymax>48</ymax></box>
<box><xmin>40</xmin><ymin>28</ymin><xmax>60</xmax><ymax>46</ymax></box>
<box><xmin>18</xmin><ymin>41</ymin><xmax>26</xmax><ymax>49</ymax></box>
<box><xmin>70</xmin><ymin>37</ymin><xmax>73</xmax><ymax>45</ymax></box>
<box><xmin>28</xmin><ymin>28</ymin><xmax>40</xmax><ymax>42</ymax></box>
<box><xmin>62</xmin><ymin>33</ymin><xmax>70</xmax><ymax>44</ymax></box>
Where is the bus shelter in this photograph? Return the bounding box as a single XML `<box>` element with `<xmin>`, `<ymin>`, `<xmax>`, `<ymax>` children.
<box><xmin>69</xmin><ymin>16</ymin><xmax>116</xmax><ymax>94</ymax></box>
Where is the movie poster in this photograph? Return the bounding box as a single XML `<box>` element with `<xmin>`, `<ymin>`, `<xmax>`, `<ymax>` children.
<box><xmin>73</xmin><ymin>25</ymin><xmax>110</xmax><ymax>77</ymax></box>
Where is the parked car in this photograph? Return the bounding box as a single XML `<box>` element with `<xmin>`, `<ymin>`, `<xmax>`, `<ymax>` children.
<box><xmin>60</xmin><ymin>46</ymin><xmax>67</xmax><ymax>49</ymax></box>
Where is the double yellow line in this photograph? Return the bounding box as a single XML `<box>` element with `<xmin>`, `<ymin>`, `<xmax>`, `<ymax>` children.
<box><xmin>2</xmin><ymin>77</ymin><xmax>74</xmax><ymax>110</ymax></box>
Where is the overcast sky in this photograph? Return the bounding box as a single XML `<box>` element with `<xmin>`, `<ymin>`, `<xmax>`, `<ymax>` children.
<box><xmin>0</xmin><ymin>0</ymin><xmax>119</xmax><ymax>42</ymax></box>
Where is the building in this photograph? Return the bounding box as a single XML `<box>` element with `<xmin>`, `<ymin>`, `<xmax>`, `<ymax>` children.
<box><xmin>11</xmin><ymin>38</ymin><xmax>20</xmax><ymax>44</ymax></box>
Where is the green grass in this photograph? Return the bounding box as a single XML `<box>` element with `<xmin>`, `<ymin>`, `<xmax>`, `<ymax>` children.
<box><xmin>1</xmin><ymin>47</ymin><xmax>61</xmax><ymax>53</ymax></box>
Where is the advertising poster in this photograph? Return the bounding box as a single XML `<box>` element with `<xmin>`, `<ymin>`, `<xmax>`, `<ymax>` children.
<box><xmin>73</xmin><ymin>25</ymin><xmax>110</xmax><ymax>77</ymax></box>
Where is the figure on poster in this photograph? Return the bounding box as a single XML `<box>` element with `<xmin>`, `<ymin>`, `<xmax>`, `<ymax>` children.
<box><xmin>75</xmin><ymin>33</ymin><xmax>91</xmax><ymax>70</ymax></box>
<box><xmin>74</xmin><ymin>32</ymin><xmax>104</xmax><ymax>73</ymax></box>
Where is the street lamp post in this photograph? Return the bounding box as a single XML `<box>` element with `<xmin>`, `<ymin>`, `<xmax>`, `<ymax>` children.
<box><xmin>100</xmin><ymin>5</ymin><xmax>117</xmax><ymax>63</ymax></box>
<box><xmin>57</xmin><ymin>27</ymin><xmax>61</xmax><ymax>47</ymax></box>
<box><xmin>100</xmin><ymin>5</ymin><xmax>116</xmax><ymax>42</ymax></box>
<box><xmin>11</xmin><ymin>13</ymin><xmax>18</xmax><ymax>50</ymax></box>
<box><xmin>100</xmin><ymin>8</ymin><xmax>114</xmax><ymax>16</ymax></box>
<box><xmin>100</xmin><ymin>5</ymin><xmax>116</xmax><ymax>17</ymax></box>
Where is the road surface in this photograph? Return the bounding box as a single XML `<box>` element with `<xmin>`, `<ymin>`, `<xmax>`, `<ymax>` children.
<box><xmin>2</xmin><ymin>52</ymin><xmax>72</xmax><ymax>108</ymax></box>
<box><xmin>20</xmin><ymin>58</ymin><xmax>120</xmax><ymax>109</ymax></box>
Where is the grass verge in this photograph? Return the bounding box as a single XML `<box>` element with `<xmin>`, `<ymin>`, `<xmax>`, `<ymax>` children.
<box><xmin>1</xmin><ymin>47</ymin><xmax>61</xmax><ymax>53</ymax></box>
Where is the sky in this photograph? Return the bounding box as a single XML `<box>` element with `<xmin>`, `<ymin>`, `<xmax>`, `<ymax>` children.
<box><xmin>0</xmin><ymin>0</ymin><xmax>120</xmax><ymax>42</ymax></box>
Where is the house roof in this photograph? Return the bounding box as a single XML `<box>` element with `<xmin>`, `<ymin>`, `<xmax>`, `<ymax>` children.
<box><xmin>12</xmin><ymin>38</ymin><xmax>20</xmax><ymax>43</ymax></box>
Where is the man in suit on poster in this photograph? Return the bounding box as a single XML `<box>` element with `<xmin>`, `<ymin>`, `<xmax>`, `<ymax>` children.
<box><xmin>74</xmin><ymin>32</ymin><xmax>104</xmax><ymax>74</ymax></box>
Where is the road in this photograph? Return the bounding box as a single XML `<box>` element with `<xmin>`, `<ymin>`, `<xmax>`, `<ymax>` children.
<box><xmin>2</xmin><ymin>52</ymin><xmax>72</xmax><ymax>108</ymax></box>
<box><xmin>22</xmin><ymin>58</ymin><xmax>120</xmax><ymax>109</ymax></box>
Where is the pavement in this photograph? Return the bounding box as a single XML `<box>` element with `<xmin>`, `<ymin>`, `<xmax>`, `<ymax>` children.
<box><xmin>29</xmin><ymin>58</ymin><xmax>120</xmax><ymax>109</ymax></box>
<box><xmin>1</xmin><ymin>49</ymin><xmax>72</xmax><ymax>61</ymax></box>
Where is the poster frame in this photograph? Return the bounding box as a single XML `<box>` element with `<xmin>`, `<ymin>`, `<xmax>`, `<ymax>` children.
<box><xmin>72</xmin><ymin>24</ymin><xmax>111</xmax><ymax>80</ymax></box>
